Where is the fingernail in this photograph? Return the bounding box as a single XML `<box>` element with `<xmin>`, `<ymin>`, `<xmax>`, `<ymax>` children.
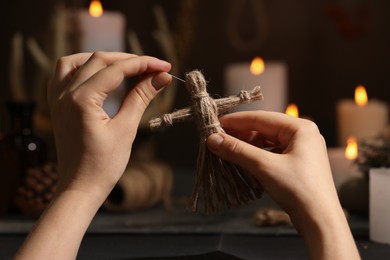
<box><xmin>207</xmin><ymin>134</ymin><xmax>224</xmax><ymax>150</ymax></box>
<box><xmin>151</xmin><ymin>72</ymin><xmax>172</xmax><ymax>91</ymax></box>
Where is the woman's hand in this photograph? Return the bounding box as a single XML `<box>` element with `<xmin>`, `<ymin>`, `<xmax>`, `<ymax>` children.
<box><xmin>207</xmin><ymin>111</ymin><xmax>360</xmax><ymax>259</ymax></box>
<box><xmin>15</xmin><ymin>52</ymin><xmax>172</xmax><ymax>260</ymax></box>
<box><xmin>48</xmin><ymin>52</ymin><xmax>172</xmax><ymax>203</ymax></box>
<box><xmin>207</xmin><ymin>111</ymin><xmax>333</xmax><ymax>220</ymax></box>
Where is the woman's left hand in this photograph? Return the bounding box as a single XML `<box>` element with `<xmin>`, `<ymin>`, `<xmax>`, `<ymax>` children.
<box><xmin>48</xmin><ymin>52</ymin><xmax>172</xmax><ymax>203</ymax></box>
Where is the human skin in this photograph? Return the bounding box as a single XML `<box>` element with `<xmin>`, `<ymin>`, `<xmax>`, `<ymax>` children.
<box><xmin>206</xmin><ymin>111</ymin><xmax>360</xmax><ymax>260</ymax></box>
<box><xmin>14</xmin><ymin>52</ymin><xmax>172</xmax><ymax>260</ymax></box>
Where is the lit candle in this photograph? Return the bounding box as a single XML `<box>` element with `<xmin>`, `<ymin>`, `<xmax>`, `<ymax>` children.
<box><xmin>77</xmin><ymin>1</ymin><xmax>125</xmax><ymax>52</ymax></box>
<box><xmin>337</xmin><ymin>85</ymin><xmax>388</xmax><ymax>146</ymax></box>
<box><xmin>224</xmin><ymin>57</ymin><xmax>288</xmax><ymax>112</ymax></box>
<box><xmin>328</xmin><ymin>136</ymin><xmax>360</xmax><ymax>190</ymax></box>
<box><xmin>77</xmin><ymin>0</ymin><xmax>126</xmax><ymax>117</ymax></box>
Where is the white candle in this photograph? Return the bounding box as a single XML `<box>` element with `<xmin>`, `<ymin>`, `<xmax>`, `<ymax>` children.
<box><xmin>370</xmin><ymin>168</ymin><xmax>390</xmax><ymax>244</ymax></box>
<box><xmin>77</xmin><ymin>7</ymin><xmax>126</xmax><ymax>117</ymax></box>
<box><xmin>327</xmin><ymin>148</ymin><xmax>362</xmax><ymax>190</ymax></box>
<box><xmin>224</xmin><ymin>58</ymin><xmax>288</xmax><ymax>113</ymax></box>
<box><xmin>337</xmin><ymin>86</ymin><xmax>388</xmax><ymax>146</ymax></box>
<box><xmin>77</xmin><ymin>10</ymin><xmax>125</xmax><ymax>52</ymax></box>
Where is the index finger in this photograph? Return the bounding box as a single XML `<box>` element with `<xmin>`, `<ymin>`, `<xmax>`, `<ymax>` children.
<box><xmin>76</xmin><ymin>55</ymin><xmax>171</xmax><ymax>97</ymax></box>
<box><xmin>50</xmin><ymin>52</ymin><xmax>140</xmax><ymax>98</ymax></box>
<box><xmin>63</xmin><ymin>52</ymin><xmax>139</xmax><ymax>89</ymax></box>
<box><xmin>53</xmin><ymin>53</ymin><xmax>94</xmax><ymax>81</ymax></box>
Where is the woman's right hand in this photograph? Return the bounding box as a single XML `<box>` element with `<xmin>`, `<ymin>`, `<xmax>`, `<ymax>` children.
<box><xmin>207</xmin><ymin>111</ymin><xmax>360</xmax><ymax>259</ymax></box>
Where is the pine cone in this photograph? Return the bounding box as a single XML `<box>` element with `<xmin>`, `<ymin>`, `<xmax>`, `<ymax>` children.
<box><xmin>14</xmin><ymin>162</ymin><xmax>58</xmax><ymax>218</ymax></box>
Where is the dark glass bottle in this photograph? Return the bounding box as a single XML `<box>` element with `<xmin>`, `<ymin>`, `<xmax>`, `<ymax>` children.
<box><xmin>0</xmin><ymin>101</ymin><xmax>47</xmax><ymax>215</ymax></box>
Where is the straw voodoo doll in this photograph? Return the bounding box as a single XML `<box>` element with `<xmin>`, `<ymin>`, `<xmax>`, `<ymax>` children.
<box><xmin>149</xmin><ymin>70</ymin><xmax>264</xmax><ymax>213</ymax></box>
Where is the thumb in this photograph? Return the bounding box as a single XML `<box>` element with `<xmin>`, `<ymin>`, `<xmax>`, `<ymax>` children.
<box><xmin>207</xmin><ymin>133</ymin><xmax>275</xmax><ymax>179</ymax></box>
<box><xmin>115</xmin><ymin>72</ymin><xmax>172</xmax><ymax>127</ymax></box>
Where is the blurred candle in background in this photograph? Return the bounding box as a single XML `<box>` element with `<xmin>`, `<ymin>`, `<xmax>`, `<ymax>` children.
<box><xmin>77</xmin><ymin>0</ymin><xmax>125</xmax><ymax>52</ymax></box>
<box><xmin>337</xmin><ymin>85</ymin><xmax>388</xmax><ymax>146</ymax></box>
<box><xmin>328</xmin><ymin>136</ymin><xmax>360</xmax><ymax>190</ymax></box>
<box><xmin>224</xmin><ymin>57</ymin><xmax>288</xmax><ymax>113</ymax></box>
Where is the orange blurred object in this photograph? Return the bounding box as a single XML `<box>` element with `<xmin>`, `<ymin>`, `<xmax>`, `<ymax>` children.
<box><xmin>354</xmin><ymin>85</ymin><xmax>368</xmax><ymax>107</ymax></box>
<box><xmin>345</xmin><ymin>136</ymin><xmax>358</xmax><ymax>160</ymax></box>
<box><xmin>89</xmin><ymin>0</ymin><xmax>103</xmax><ymax>17</ymax></box>
<box><xmin>285</xmin><ymin>103</ymin><xmax>299</xmax><ymax>118</ymax></box>
<box><xmin>250</xmin><ymin>57</ymin><xmax>265</xmax><ymax>75</ymax></box>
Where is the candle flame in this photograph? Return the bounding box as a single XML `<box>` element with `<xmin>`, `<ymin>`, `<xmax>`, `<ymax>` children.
<box><xmin>345</xmin><ymin>137</ymin><xmax>358</xmax><ymax>160</ymax></box>
<box><xmin>89</xmin><ymin>0</ymin><xmax>103</xmax><ymax>17</ymax></box>
<box><xmin>354</xmin><ymin>85</ymin><xmax>368</xmax><ymax>107</ymax></box>
<box><xmin>250</xmin><ymin>57</ymin><xmax>265</xmax><ymax>75</ymax></box>
<box><xmin>285</xmin><ymin>103</ymin><xmax>299</xmax><ymax>117</ymax></box>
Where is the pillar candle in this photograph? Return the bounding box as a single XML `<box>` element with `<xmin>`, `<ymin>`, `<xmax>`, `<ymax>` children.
<box><xmin>337</xmin><ymin>99</ymin><xmax>388</xmax><ymax>146</ymax></box>
<box><xmin>224</xmin><ymin>61</ymin><xmax>288</xmax><ymax>112</ymax></box>
<box><xmin>77</xmin><ymin>9</ymin><xmax>126</xmax><ymax>117</ymax></box>
<box><xmin>327</xmin><ymin>148</ymin><xmax>362</xmax><ymax>190</ymax></box>
<box><xmin>77</xmin><ymin>10</ymin><xmax>125</xmax><ymax>52</ymax></box>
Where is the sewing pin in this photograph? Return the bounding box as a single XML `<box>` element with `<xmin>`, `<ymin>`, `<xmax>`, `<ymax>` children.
<box><xmin>169</xmin><ymin>74</ymin><xmax>186</xmax><ymax>83</ymax></box>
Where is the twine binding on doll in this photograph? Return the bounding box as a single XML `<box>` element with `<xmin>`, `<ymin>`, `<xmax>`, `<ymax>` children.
<box><xmin>149</xmin><ymin>70</ymin><xmax>264</xmax><ymax>213</ymax></box>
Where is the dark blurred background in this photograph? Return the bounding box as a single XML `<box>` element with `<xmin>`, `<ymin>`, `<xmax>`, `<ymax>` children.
<box><xmin>1</xmin><ymin>0</ymin><xmax>390</xmax><ymax>169</ymax></box>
